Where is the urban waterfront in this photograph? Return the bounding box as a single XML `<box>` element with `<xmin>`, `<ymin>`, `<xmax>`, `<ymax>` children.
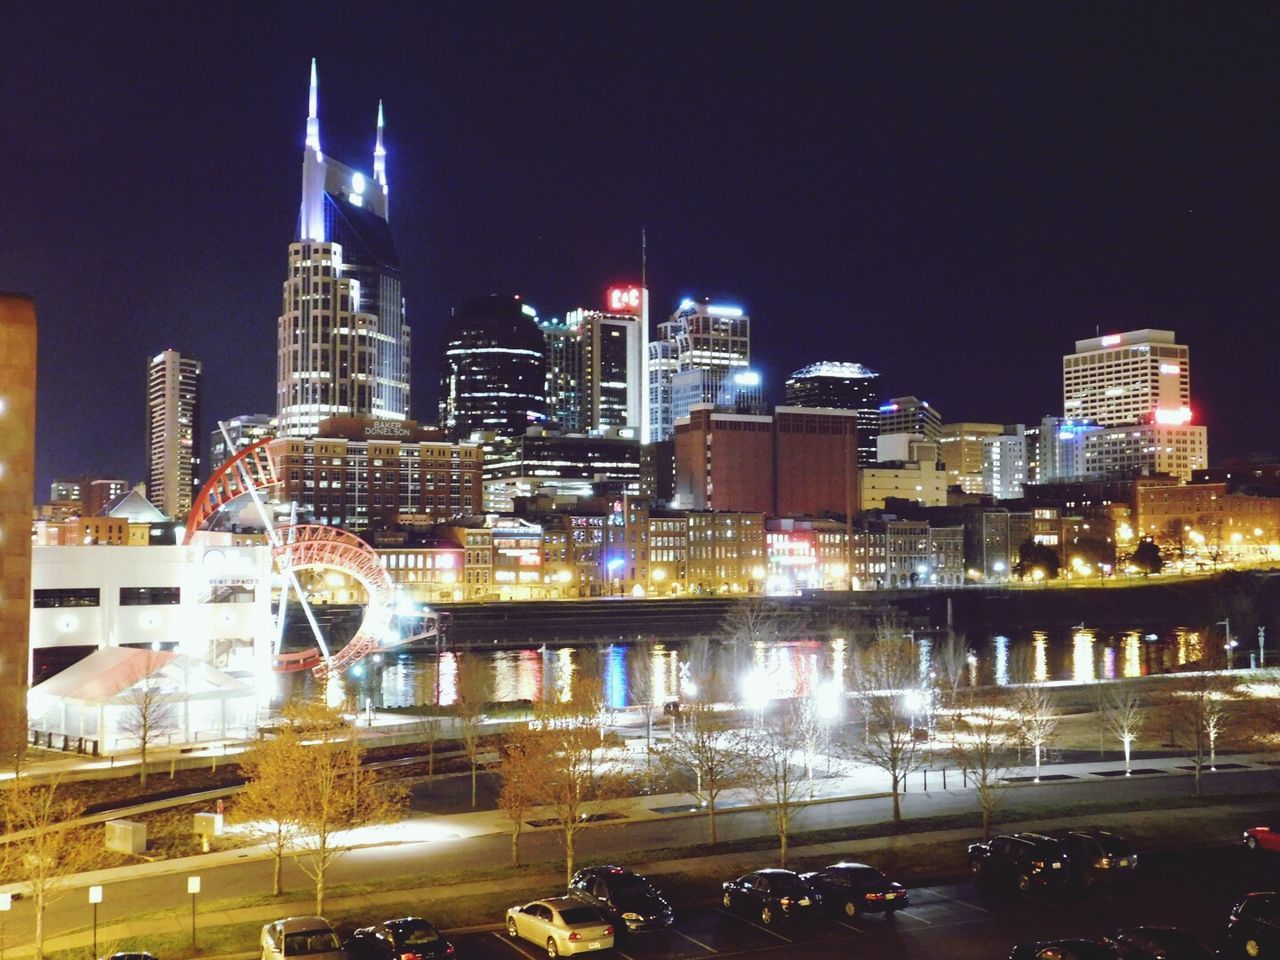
<box><xmin>280</xmin><ymin>622</ymin><xmax>1225</xmax><ymax>710</ymax></box>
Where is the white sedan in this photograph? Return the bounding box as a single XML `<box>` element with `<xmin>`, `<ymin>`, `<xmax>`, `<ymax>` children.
<box><xmin>505</xmin><ymin>897</ymin><xmax>615</xmax><ymax>957</ymax></box>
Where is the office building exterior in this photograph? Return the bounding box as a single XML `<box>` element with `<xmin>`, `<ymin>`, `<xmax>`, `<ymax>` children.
<box><xmin>146</xmin><ymin>349</ymin><xmax>202</xmax><ymax>519</ymax></box>
<box><xmin>670</xmin><ymin>366</ymin><xmax>764</xmax><ymax>423</ymax></box>
<box><xmin>982</xmin><ymin>426</ymin><xmax>1029</xmax><ymax>501</ymax></box>
<box><xmin>1083</xmin><ymin>423</ymin><xmax>1207</xmax><ymax>482</ymax></box>
<box><xmin>1063</xmin><ymin>329</ymin><xmax>1190</xmax><ymax>427</ymax></box>
<box><xmin>938</xmin><ymin>423</ymin><xmax>1004</xmax><ymax>493</ymax></box>
<box><xmin>269</xmin><ymin>417</ymin><xmax>482</xmax><ymax>530</ymax></box>
<box><xmin>785</xmin><ymin>362</ymin><xmax>881</xmax><ymax>465</ymax></box>
<box><xmin>440</xmin><ymin>295</ymin><xmax>547</xmax><ymax>440</ymax></box>
<box><xmin>482</xmin><ymin>430</ymin><xmax>642</xmax><ymax>512</ymax></box>
<box><xmin>542</xmin><ymin>288</ymin><xmax>648</xmax><ymax>434</ymax></box>
<box><xmin>648</xmin><ymin>298</ymin><xmax>751</xmax><ymax>442</ymax></box>
<box><xmin>860</xmin><ymin>440</ymin><xmax>948</xmax><ymax>510</ymax></box>
<box><xmin>278</xmin><ymin>61</ymin><xmax>410</xmax><ymax>437</ymax></box>
<box><xmin>1037</xmin><ymin>416</ymin><xmax>1103</xmax><ymax>482</ymax></box>
<box><xmin>879</xmin><ymin>397</ymin><xmax>941</xmax><ymax>445</ymax></box>
<box><xmin>673</xmin><ymin>405</ymin><xmax>859</xmax><ymax>518</ymax></box>
<box><xmin>210</xmin><ymin>414</ymin><xmax>276</xmax><ymax>471</ymax></box>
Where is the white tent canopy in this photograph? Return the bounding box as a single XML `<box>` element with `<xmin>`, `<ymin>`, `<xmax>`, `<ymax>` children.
<box><xmin>28</xmin><ymin>646</ymin><xmax>256</xmax><ymax>754</ymax></box>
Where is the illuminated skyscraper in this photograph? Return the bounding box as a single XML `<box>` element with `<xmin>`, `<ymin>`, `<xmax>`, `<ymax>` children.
<box><xmin>278</xmin><ymin>60</ymin><xmax>410</xmax><ymax>436</ymax></box>
<box><xmin>785</xmin><ymin>362</ymin><xmax>881</xmax><ymax>465</ymax></box>
<box><xmin>648</xmin><ymin>298</ymin><xmax>751</xmax><ymax>442</ymax></box>
<box><xmin>146</xmin><ymin>349</ymin><xmax>202</xmax><ymax>518</ymax></box>
<box><xmin>1063</xmin><ymin>329</ymin><xmax>1190</xmax><ymax>427</ymax></box>
<box><xmin>440</xmin><ymin>295</ymin><xmax>547</xmax><ymax>440</ymax></box>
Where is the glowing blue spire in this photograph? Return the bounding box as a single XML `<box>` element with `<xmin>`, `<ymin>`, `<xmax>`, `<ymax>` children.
<box><xmin>305</xmin><ymin>58</ymin><xmax>321</xmax><ymax>154</ymax></box>
<box><xmin>373</xmin><ymin>99</ymin><xmax>387</xmax><ymax>188</ymax></box>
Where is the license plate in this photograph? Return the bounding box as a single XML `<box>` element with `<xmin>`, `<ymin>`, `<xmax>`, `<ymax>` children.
<box><xmin>885</xmin><ymin>893</ymin><xmax>897</xmax><ymax>899</ymax></box>
<box><xmin>799</xmin><ymin>898</ymin><xmax>811</xmax><ymax>906</ymax></box>
<box><xmin>589</xmin><ymin>942</ymin><xmax>601</xmax><ymax>950</ymax></box>
<box><xmin>1052</xmin><ymin>862</ymin><xmax>1061</xmax><ymax>869</ymax></box>
<box><xmin>1118</xmin><ymin>859</ymin><xmax>1129</xmax><ymax>867</ymax></box>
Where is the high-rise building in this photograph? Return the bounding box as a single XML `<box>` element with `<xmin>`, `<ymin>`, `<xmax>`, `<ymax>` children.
<box><xmin>542</xmin><ymin>286</ymin><xmax>648</xmax><ymax>434</ymax></box>
<box><xmin>1036</xmin><ymin>416</ymin><xmax>1103</xmax><ymax>483</ymax></box>
<box><xmin>146</xmin><ymin>349</ymin><xmax>202</xmax><ymax>519</ymax></box>
<box><xmin>982</xmin><ymin>425</ymin><xmax>1029</xmax><ymax>501</ymax></box>
<box><xmin>647</xmin><ymin>298</ymin><xmax>750</xmax><ymax>442</ymax></box>
<box><xmin>0</xmin><ymin>295</ymin><xmax>36</xmax><ymax>765</ymax></box>
<box><xmin>483</xmin><ymin>429</ymin><xmax>643</xmax><ymax>511</ymax></box>
<box><xmin>785</xmin><ymin>362</ymin><xmax>881</xmax><ymax>465</ymax></box>
<box><xmin>210</xmin><ymin>414</ymin><xmax>277</xmax><ymax>471</ymax></box>
<box><xmin>1083</xmin><ymin>424</ymin><xmax>1207</xmax><ymax>482</ymax></box>
<box><xmin>1063</xmin><ymin>329</ymin><xmax>1190</xmax><ymax>426</ymax></box>
<box><xmin>879</xmin><ymin>396</ymin><xmax>941</xmax><ymax>444</ymax></box>
<box><xmin>277</xmin><ymin>60</ymin><xmax>410</xmax><ymax>437</ymax></box>
<box><xmin>937</xmin><ymin>423</ymin><xmax>1004</xmax><ymax>493</ymax></box>
<box><xmin>670</xmin><ymin>366</ymin><xmax>764</xmax><ymax>424</ymax></box>
<box><xmin>439</xmin><ymin>295</ymin><xmax>547</xmax><ymax>440</ymax></box>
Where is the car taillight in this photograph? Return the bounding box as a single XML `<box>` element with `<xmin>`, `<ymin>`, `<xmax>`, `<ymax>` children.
<box><xmin>603</xmin><ymin>926</ymin><xmax>613</xmax><ymax>937</ymax></box>
<box><xmin>1095</xmin><ymin>857</ymin><xmax>1112</xmax><ymax>868</ymax></box>
<box><xmin>866</xmin><ymin>892</ymin><xmax>885</xmax><ymax>901</ymax></box>
<box><xmin>1031</xmin><ymin>860</ymin><xmax>1045</xmax><ymax>870</ymax></box>
<box><xmin>568</xmin><ymin>932</ymin><xmax>581</xmax><ymax>942</ymax></box>
<box><xmin>401</xmin><ymin>953</ymin><xmax>421</xmax><ymax>960</ymax></box>
<box><xmin>445</xmin><ymin>947</ymin><xmax>455</xmax><ymax>957</ymax></box>
<box><xmin>780</xmin><ymin>897</ymin><xmax>793</xmax><ymax>906</ymax></box>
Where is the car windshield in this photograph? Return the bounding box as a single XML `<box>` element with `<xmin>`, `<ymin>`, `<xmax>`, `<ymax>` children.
<box><xmin>611</xmin><ymin>877</ymin><xmax>654</xmax><ymax>897</ymax></box>
<box><xmin>840</xmin><ymin>866</ymin><xmax>885</xmax><ymax>882</ymax></box>
<box><xmin>1097</xmin><ymin>836</ymin><xmax>1134</xmax><ymax>856</ymax></box>
<box><xmin>1117</xmin><ymin>931</ymin><xmax>1209</xmax><ymax>959</ymax></box>
<box><xmin>398</xmin><ymin>923</ymin><xmax>440</xmax><ymax>946</ymax></box>
<box><xmin>283</xmin><ymin>932</ymin><xmax>340</xmax><ymax>956</ymax></box>
<box><xmin>769</xmin><ymin>875</ymin><xmax>808</xmax><ymax>895</ymax></box>
<box><xmin>558</xmin><ymin>907</ymin><xmax>602</xmax><ymax>925</ymax></box>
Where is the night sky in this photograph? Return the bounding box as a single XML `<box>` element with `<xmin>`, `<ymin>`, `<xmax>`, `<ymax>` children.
<box><xmin>4</xmin><ymin>3</ymin><xmax>1278</xmax><ymax>496</ymax></box>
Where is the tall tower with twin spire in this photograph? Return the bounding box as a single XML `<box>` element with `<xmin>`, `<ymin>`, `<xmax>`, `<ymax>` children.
<box><xmin>277</xmin><ymin>59</ymin><xmax>411</xmax><ymax>437</ymax></box>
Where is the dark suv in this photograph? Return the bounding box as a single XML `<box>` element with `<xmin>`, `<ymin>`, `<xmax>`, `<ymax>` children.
<box><xmin>568</xmin><ymin>866</ymin><xmax>674</xmax><ymax>934</ymax></box>
<box><xmin>968</xmin><ymin>833</ymin><xmax>1070</xmax><ymax>892</ymax></box>
<box><xmin>1057</xmin><ymin>830</ymin><xmax>1138</xmax><ymax>888</ymax></box>
<box><xmin>1223</xmin><ymin>893</ymin><xmax>1280</xmax><ymax>959</ymax></box>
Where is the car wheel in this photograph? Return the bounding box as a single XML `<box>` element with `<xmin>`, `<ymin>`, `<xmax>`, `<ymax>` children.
<box><xmin>843</xmin><ymin>900</ymin><xmax>860</xmax><ymax>918</ymax></box>
<box><xmin>723</xmin><ymin>892</ymin><xmax>733</xmax><ymax>909</ymax></box>
<box><xmin>1017</xmin><ymin>873</ymin><xmax>1032</xmax><ymax>892</ymax></box>
<box><xmin>507</xmin><ymin>919</ymin><xmax>518</xmax><ymax>939</ymax></box>
<box><xmin>760</xmin><ymin>905</ymin><xmax>774</xmax><ymax>926</ymax></box>
<box><xmin>546</xmin><ymin>937</ymin><xmax>558</xmax><ymax>958</ymax></box>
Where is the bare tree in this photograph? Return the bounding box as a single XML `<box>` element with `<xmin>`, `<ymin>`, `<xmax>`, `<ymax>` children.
<box><xmin>236</xmin><ymin>726</ymin><xmax>306</xmax><ymax>895</ymax></box>
<box><xmin>525</xmin><ymin>706</ymin><xmax>627</xmax><ymax>884</ymax></box>
<box><xmin>0</xmin><ymin>778</ymin><xmax>104</xmax><ymax>960</ymax></box>
<box><xmin>681</xmin><ymin>635</ymin><xmax>717</xmax><ymax>700</ymax></box>
<box><xmin>497</xmin><ymin>727</ymin><xmax>540</xmax><ymax>868</ymax></box>
<box><xmin>842</xmin><ymin>627</ymin><xmax>925</xmax><ymax>823</ymax></box>
<box><xmin>263</xmin><ymin>702</ymin><xmax>399</xmax><ymax>914</ymax></box>
<box><xmin>721</xmin><ymin>598</ymin><xmax>785</xmax><ymax>675</ymax></box>
<box><xmin>1100</xmin><ymin>684</ymin><xmax>1145</xmax><ymax>776</ymax></box>
<box><xmin>1014</xmin><ymin>687</ymin><xmax>1058</xmax><ymax>782</ymax></box>
<box><xmin>742</xmin><ymin>703</ymin><xmax>808</xmax><ymax>867</ymax></box>
<box><xmin>627</xmin><ymin>640</ymin><xmax>659</xmax><ymax>758</ymax></box>
<box><xmin>660</xmin><ymin>700</ymin><xmax>749</xmax><ymax>843</ymax></box>
<box><xmin>454</xmin><ymin>654</ymin><xmax>491</xmax><ymax>808</ymax></box>
<box><xmin>945</xmin><ymin>692</ymin><xmax>1016</xmax><ymax>840</ymax></box>
<box><xmin>116</xmin><ymin>651</ymin><xmax>178</xmax><ymax>788</ymax></box>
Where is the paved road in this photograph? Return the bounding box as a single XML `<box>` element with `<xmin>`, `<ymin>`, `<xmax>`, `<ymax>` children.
<box><xmin>456</xmin><ymin>845</ymin><xmax>1280</xmax><ymax>959</ymax></box>
<box><xmin>9</xmin><ymin>764</ymin><xmax>1278</xmax><ymax>947</ymax></box>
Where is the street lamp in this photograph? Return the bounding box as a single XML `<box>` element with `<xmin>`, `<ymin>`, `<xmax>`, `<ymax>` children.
<box><xmin>88</xmin><ymin>885</ymin><xmax>103</xmax><ymax>958</ymax></box>
<box><xmin>1218</xmin><ymin>619</ymin><xmax>1235</xmax><ymax>670</ymax></box>
<box><xmin>187</xmin><ymin>875</ymin><xmax>201</xmax><ymax>949</ymax></box>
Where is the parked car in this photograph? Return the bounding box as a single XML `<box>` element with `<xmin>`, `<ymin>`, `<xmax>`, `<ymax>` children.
<box><xmin>1223</xmin><ymin>892</ymin><xmax>1280</xmax><ymax>959</ymax></box>
<box><xmin>1102</xmin><ymin>926</ymin><xmax>1213</xmax><ymax>960</ymax></box>
<box><xmin>262</xmin><ymin>917</ymin><xmax>347</xmax><ymax>960</ymax></box>
<box><xmin>968</xmin><ymin>833</ymin><xmax>1070</xmax><ymax>892</ymax></box>
<box><xmin>344</xmin><ymin>918</ymin><xmax>454</xmax><ymax>960</ymax></box>
<box><xmin>1008</xmin><ymin>940</ymin><xmax>1119</xmax><ymax>960</ymax></box>
<box><xmin>568</xmin><ymin>865</ymin><xmax>674</xmax><ymax>934</ymax></box>
<box><xmin>1243</xmin><ymin>825</ymin><xmax>1280</xmax><ymax>853</ymax></box>
<box><xmin>799</xmin><ymin>861</ymin><xmax>909</xmax><ymax>917</ymax></box>
<box><xmin>1055</xmin><ymin>830</ymin><xmax>1138</xmax><ymax>887</ymax></box>
<box><xmin>721</xmin><ymin>868</ymin><xmax>820</xmax><ymax>926</ymax></box>
<box><xmin>103</xmin><ymin>953</ymin><xmax>160</xmax><ymax>960</ymax></box>
<box><xmin>506</xmin><ymin>897</ymin><xmax>614</xmax><ymax>957</ymax></box>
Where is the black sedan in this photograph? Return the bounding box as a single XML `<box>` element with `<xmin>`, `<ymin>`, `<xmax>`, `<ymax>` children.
<box><xmin>569</xmin><ymin>865</ymin><xmax>674</xmax><ymax>934</ymax></box>
<box><xmin>1056</xmin><ymin>830</ymin><xmax>1139</xmax><ymax>888</ymax></box>
<box><xmin>800</xmin><ymin>862</ymin><xmax>909</xmax><ymax>918</ymax></box>
<box><xmin>1103</xmin><ymin>926</ymin><xmax>1213</xmax><ymax>960</ymax></box>
<box><xmin>1008</xmin><ymin>939</ymin><xmax>1120</xmax><ymax>960</ymax></box>
<box><xmin>344</xmin><ymin>918</ymin><xmax>455</xmax><ymax>960</ymax></box>
<box><xmin>722</xmin><ymin>869</ymin><xmax>820</xmax><ymax>926</ymax></box>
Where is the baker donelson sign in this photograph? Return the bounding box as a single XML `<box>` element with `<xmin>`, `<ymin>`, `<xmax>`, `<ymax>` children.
<box><xmin>363</xmin><ymin>422</ymin><xmax>413</xmax><ymax>438</ymax></box>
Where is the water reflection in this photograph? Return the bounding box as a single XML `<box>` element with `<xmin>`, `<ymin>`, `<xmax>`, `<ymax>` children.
<box><xmin>289</xmin><ymin>623</ymin><xmax>1223</xmax><ymax>708</ymax></box>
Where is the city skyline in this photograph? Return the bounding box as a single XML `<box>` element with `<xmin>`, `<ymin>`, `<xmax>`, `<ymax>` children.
<box><xmin>4</xmin><ymin>4</ymin><xmax>1278</xmax><ymax>493</ymax></box>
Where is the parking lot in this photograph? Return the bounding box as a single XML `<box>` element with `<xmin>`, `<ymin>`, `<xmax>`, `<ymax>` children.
<box><xmin>449</xmin><ymin>844</ymin><xmax>1280</xmax><ymax>958</ymax></box>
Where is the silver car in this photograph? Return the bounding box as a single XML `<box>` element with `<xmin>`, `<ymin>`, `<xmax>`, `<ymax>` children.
<box><xmin>261</xmin><ymin>917</ymin><xmax>347</xmax><ymax>960</ymax></box>
<box><xmin>505</xmin><ymin>897</ymin><xmax>615</xmax><ymax>957</ymax></box>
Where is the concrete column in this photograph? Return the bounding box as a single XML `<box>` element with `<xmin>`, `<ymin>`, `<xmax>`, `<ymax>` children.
<box><xmin>0</xmin><ymin>295</ymin><xmax>36</xmax><ymax>768</ymax></box>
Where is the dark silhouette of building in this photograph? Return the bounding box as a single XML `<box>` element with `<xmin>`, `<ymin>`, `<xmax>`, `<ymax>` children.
<box><xmin>785</xmin><ymin>361</ymin><xmax>880</xmax><ymax>465</ymax></box>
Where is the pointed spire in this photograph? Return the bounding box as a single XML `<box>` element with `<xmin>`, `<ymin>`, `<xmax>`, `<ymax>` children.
<box><xmin>305</xmin><ymin>58</ymin><xmax>322</xmax><ymax>154</ymax></box>
<box><xmin>373</xmin><ymin>99</ymin><xmax>387</xmax><ymax>187</ymax></box>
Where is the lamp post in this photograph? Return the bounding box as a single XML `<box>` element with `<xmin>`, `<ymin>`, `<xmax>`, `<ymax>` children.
<box><xmin>1218</xmin><ymin>619</ymin><xmax>1234</xmax><ymax>670</ymax></box>
<box><xmin>88</xmin><ymin>885</ymin><xmax>103</xmax><ymax>958</ymax></box>
<box><xmin>187</xmin><ymin>876</ymin><xmax>201</xmax><ymax>949</ymax></box>
<box><xmin>1260</xmin><ymin>626</ymin><xmax>1267</xmax><ymax>669</ymax></box>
